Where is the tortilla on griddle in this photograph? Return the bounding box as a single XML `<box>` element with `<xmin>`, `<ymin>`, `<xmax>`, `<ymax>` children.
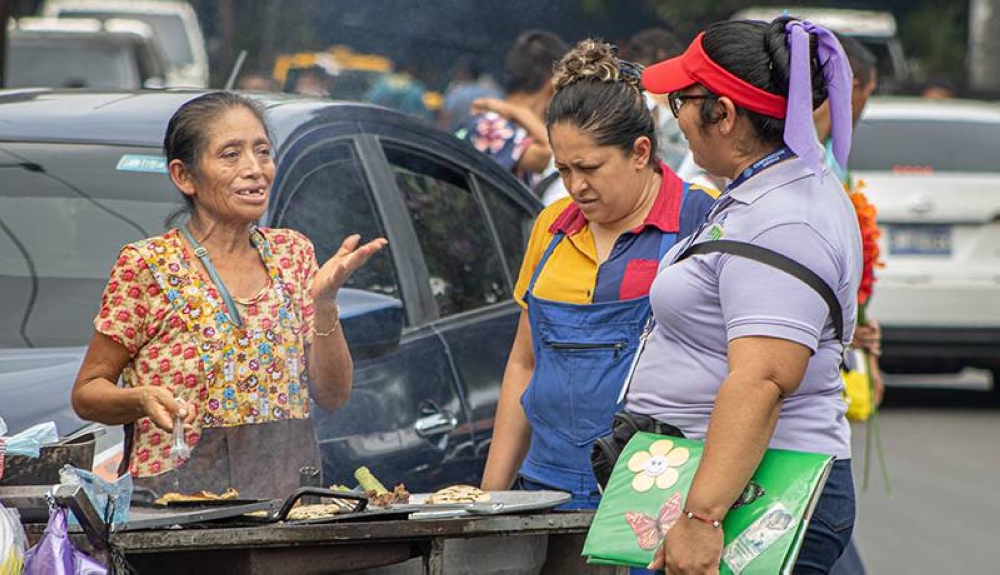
<box><xmin>425</xmin><ymin>485</ymin><xmax>490</xmax><ymax>505</ymax></box>
<box><xmin>155</xmin><ymin>487</ymin><xmax>240</xmax><ymax>505</ymax></box>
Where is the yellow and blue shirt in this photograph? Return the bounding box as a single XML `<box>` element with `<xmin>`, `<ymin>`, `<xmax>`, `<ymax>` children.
<box><xmin>514</xmin><ymin>166</ymin><xmax>719</xmax><ymax>307</ymax></box>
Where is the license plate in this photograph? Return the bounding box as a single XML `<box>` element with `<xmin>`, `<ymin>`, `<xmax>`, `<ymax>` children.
<box><xmin>887</xmin><ymin>224</ymin><xmax>952</xmax><ymax>256</ymax></box>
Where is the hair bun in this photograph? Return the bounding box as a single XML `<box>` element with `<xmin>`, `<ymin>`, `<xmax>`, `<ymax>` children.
<box><xmin>553</xmin><ymin>39</ymin><xmax>640</xmax><ymax>91</ymax></box>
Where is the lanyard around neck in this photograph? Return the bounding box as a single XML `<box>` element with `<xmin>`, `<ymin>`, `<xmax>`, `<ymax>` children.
<box><xmin>179</xmin><ymin>226</ymin><xmax>244</xmax><ymax>329</ymax></box>
<box><xmin>726</xmin><ymin>145</ymin><xmax>794</xmax><ymax>193</ymax></box>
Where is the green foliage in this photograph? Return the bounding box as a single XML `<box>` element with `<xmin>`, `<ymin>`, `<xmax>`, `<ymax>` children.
<box><xmin>899</xmin><ymin>0</ymin><xmax>968</xmax><ymax>83</ymax></box>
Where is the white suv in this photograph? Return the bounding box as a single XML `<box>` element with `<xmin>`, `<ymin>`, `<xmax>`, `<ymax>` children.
<box><xmin>848</xmin><ymin>97</ymin><xmax>1000</xmax><ymax>387</ymax></box>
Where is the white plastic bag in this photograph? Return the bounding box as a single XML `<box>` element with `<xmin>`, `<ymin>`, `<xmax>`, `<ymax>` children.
<box><xmin>0</xmin><ymin>502</ymin><xmax>26</xmax><ymax>575</ymax></box>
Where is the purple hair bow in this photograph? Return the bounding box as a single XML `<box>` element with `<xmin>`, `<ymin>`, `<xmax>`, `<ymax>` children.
<box><xmin>784</xmin><ymin>19</ymin><xmax>853</xmax><ymax>177</ymax></box>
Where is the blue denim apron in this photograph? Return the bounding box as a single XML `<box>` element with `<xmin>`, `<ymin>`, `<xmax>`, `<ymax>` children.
<box><xmin>519</xmin><ymin>189</ymin><xmax>687</xmax><ymax>509</ymax></box>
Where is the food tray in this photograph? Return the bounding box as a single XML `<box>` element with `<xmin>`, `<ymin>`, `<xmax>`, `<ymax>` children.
<box><xmin>407</xmin><ymin>490</ymin><xmax>571</xmax><ymax>520</ymax></box>
<box><xmin>241</xmin><ymin>488</ymin><xmax>573</xmax><ymax>525</ymax></box>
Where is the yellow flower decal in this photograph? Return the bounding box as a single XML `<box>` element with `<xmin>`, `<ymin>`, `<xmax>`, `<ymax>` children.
<box><xmin>628</xmin><ymin>439</ymin><xmax>690</xmax><ymax>492</ymax></box>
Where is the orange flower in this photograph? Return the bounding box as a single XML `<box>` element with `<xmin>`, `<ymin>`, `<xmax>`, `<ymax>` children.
<box><xmin>847</xmin><ymin>179</ymin><xmax>883</xmax><ymax>310</ymax></box>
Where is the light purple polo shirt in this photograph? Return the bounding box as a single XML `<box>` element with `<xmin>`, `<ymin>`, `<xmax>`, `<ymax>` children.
<box><xmin>626</xmin><ymin>156</ymin><xmax>862</xmax><ymax>459</ymax></box>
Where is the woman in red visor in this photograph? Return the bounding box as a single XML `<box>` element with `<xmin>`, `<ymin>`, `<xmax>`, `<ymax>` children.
<box><xmin>626</xmin><ymin>17</ymin><xmax>861</xmax><ymax>574</ymax></box>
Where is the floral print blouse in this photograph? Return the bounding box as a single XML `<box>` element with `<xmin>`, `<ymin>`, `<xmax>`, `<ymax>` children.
<box><xmin>95</xmin><ymin>228</ymin><xmax>318</xmax><ymax>477</ymax></box>
<box><xmin>456</xmin><ymin>111</ymin><xmax>535</xmax><ymax>186</ymax></box>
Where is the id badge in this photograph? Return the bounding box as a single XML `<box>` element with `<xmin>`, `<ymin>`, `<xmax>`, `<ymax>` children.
<box><xmin>617</xmin><ymin>317</ymin><xmax>654</xmax><ymax>404</ymax></box>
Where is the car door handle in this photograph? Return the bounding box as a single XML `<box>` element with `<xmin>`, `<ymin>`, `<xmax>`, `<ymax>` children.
<box><xmin>415</xmin><ymin>412</ymin><xmax>457</xmax><ymax>438</ymax></box>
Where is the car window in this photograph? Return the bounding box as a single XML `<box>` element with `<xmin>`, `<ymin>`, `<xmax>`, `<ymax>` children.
<box><xmin>382</xmin><ymin>144</ymin><xmax>509</xmax><ymax>318</ymax></box>
<box><xmin>849</xmin><ymin>118</ymin><xmax>1000</xmax><ymax>173</ymax></box>
<box><xmin>476</xmin><ymin>177</ymin><xmax>533</xmax><ymax>283</ymax></box>
<box><xmin>60</xmin><ymin>10</ymin><xmax>194</xmax><ymax>67</ymax></box>
<box><xmin>857</xmin><ymin>39</ymin><xmax>900</xmax><ymax>90</ymax></box>
<box><xmin>6</xmin><ymin>40</ymin><xmax>139</xmax><ymax>89</ymax></box>
<box><xmin>271</xmin><ymin>140</ymin><xmax>401</xmax><ymax>303</ymax></box>
<box><xmin>0</xmin><ymin>143</ymin><xmax>177</xmax><ymax>348</ymax></box>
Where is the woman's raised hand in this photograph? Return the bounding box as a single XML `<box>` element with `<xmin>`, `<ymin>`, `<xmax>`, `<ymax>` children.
<box><xmin>312</xmin><ymin>234</ymin><xmax>388</xmax><ymax>303</ymax></box>
<box><xmin>470</xmin><ymin>98</ymin><xmax>525</xmax><ymax>121</ymax></box>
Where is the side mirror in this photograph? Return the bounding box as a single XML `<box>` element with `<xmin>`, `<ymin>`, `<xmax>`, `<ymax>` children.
<box><xmin>337</xmin><ymin>288</ymin><xmax>404</xmax><ymax>360</ymax></box>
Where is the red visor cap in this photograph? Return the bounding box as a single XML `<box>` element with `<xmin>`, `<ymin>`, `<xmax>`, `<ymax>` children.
<box><xmin>642</xmin><ymin>32</ymin><xmax>788</xmax><ymax>119</ymax></box>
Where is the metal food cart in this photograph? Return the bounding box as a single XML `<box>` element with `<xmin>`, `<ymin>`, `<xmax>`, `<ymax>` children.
<box><xmin>2</xmin><ymin>485</ymin><xmax>619</xmax><ymax>575</ymax></box>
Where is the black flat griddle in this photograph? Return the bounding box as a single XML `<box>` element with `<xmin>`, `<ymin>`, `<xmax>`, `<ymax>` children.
<box><xmin>156</xmin><ymin>497</ymin><xmax>272</xmax><ymax>508</ymax></box>
<box><xmin>125</xmin><ymin>499</ymin><xmax>280</xmax><ymax>530</ymax></box>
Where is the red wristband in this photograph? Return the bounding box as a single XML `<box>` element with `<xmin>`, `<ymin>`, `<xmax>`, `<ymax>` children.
<box><xmin>683</xmin><ymin>508</ymin><xmax>722</xmax><ymax>528</ymax></box>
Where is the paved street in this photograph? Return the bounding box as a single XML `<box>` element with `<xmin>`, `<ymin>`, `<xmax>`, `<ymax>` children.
<box><xmin>850</xmin><ymin>381</ymin><xmax>1000</xmax><ymax>574</ymax></box>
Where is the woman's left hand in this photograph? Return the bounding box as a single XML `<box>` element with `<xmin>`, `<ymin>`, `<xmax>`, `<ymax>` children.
<box><xmin>312</xmin><ymin>234</ymin><xmax>388</xmax><ymax>302</ymax></box>
<box><xmin>648</xmin><ymin>517</ymin><xmax>724</xmax><ymax>574</ymax></box>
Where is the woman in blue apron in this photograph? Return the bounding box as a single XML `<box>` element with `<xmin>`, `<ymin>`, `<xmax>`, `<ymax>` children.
<box><xmin>481</xmin><ymin>40</ymin><xmax>717</xmax><ymax>510</ymax></box>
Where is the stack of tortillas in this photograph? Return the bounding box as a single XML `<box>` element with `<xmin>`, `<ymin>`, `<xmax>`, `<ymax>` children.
<box><xmin>425</xmin><ymin>485</ymin><xmax>491</xmax><ymax>504</ymax></box>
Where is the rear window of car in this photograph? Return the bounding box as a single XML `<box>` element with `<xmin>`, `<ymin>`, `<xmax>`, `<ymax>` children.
<box><xmin>849</xmin><ymin>117</ymin><xmax>1000</xmax><ymax>173</ymax></box>
<box><xmin>6</xmin><ymin>40</ymin><xmax>140</xmax><ymax>89</ymax></box>
<box><xmin>60</xmin><ymin>10</ymin><xmax>194</xmax><ymax>67</ymax></box>
<box><xmin>855</xmin><ymin>38</ymin><xmax>904</xmax><ymax>91</ymax></box>
<box><xmin>0</xmin><ymin>143</ymin><xmax>178</xmax><ymax>348</ymax></box>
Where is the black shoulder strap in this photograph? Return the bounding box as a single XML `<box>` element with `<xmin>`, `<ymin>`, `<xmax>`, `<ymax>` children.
<box><xmin>676</xmin><ymin>240</ymin><xmax>844</xmax><ymax>343</ymax></box>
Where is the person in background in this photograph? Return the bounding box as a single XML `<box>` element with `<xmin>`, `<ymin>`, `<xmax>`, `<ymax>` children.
<box><xmin>632</xmin><ymin>16</ymin><xmax>861</xmax><ymax>573</ymax></box>
<box><xmin>920</xmin><ymin>76</ymin><xmax>957</xmax><ymax>100</ymax></box>
<box><xmin>237</xmin><ymin>71</ymin><xmax>278</xmax><ymax>92</ymax></box>
<box><xmin>815</xmin><ymin>33</ymin><xmax>884</xmax><ymax>405</ymax></box>
<box><xmin>438</xmin><ymin>56</ymin><xmax>502</xmax><ymax>132</ymax></box>
<box><xmin>482</xmin><ymin>39</ymin><xmax>717</xmax><ymax>507</ymax></box>
<box><xmin>293</xmin><ymin>66</ymin><xmax>330</xmax><ymax>97</ymax></box>
<box><xmin>820</xmin><ymin>33</ymin><xmax>883</xmax><ymax>575</ymax></box>
<box><xmin>626</xmin><ymin>28</ymin><xmax>688</xmax><ymax>170</ymax></box>
<box><xmin>367</xmin><ymin>61</ymin><xmax>433</xmax><ymax>122</ymax></box>
<box><xmin>455</xmin><ymin>30</ymin><xmax>568</xmax><ymax>187</ymax></box>
<box><xmin>71</xmin><ymin>92</ymin><xmax>386</xmax><ymax>499</ymax></box>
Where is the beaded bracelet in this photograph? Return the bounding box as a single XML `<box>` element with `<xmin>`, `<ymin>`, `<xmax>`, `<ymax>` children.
<box><xmin>683</xmin><ymin>508</ymin><xmax>722</xmax><ymax>529</ymax></box>
<box><xmin>311</xmin><ymin>306</ymin><xmax>341</xmax><ymax>338</ymax></box>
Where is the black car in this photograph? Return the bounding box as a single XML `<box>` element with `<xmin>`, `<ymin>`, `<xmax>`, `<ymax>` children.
<box><xmin>0</xmin><ymin>89</ymin><xmax>539</xmax><ymax>490</ymax></box>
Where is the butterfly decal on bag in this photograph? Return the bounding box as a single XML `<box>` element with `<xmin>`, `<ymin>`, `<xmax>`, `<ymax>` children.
<box><xmin>730</xmin><ymin>481</ymin><xmax>765</xmax><ymax>510</ymax></box>
<box><xmin>624</xmin><ymin>491</ymin><xmax>682</xmax><ymax>550</ymax></box>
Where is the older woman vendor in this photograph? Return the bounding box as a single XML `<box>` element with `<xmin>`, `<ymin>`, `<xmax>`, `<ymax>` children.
<box><xmin>71</xmin><ymin>92</ymin><xmax>386</xmax><ymax>498</ymax></box>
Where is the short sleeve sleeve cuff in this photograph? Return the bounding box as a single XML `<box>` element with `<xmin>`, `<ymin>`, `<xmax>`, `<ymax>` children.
<box><xmin>93</xmin><ymin>245</ymin><xmax>154</xmax><ymax>357</ymax></box>
<box><xmin>726</xmin><ymin>317</ymin><xmax>821</xmax><ymax>352</ymax></box>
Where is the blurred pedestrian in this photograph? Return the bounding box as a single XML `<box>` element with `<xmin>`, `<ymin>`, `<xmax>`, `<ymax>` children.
<box><xmin>634</xmin><ymin>16</ymin><xmax>861</xmax><ymax>573</ymax></box>
<box><xmin>921</xmin><ymin>76</ymin><xmax>957</xmax><ymax>100</ymax></box>
<box><xmin>821</xmin><ymin>33</ymin><xmax>883</xmax><ymax>575</ymax></box>
<box><xmin>627</xmin><ymin>28</ymin><xmax>688</xmax><ymax>170</ymax></box>
<box><xmin>815</xmin><ymin>34</ymin><xmax>884</xmax><ymax>405</ymax></box>
<box><xmin>292</xmin><ymin>66</ymin><xmax>330</xmax><ymax>97</ymax></box>
<box><xmin>455</xmin><ymin>30</ymin><xmax>567</xmax><ymax>187</ymax></box>
<box><xmin>438</xmin><ymin>56</ymin><xmax>502</xmax><ymax>131</ymax></box>
<box><xmin>482</xmin><ymin>39</ymin><xmax>717</xmax><ymax>508</ymax></box>
<box><xmin>367</xmin><ymin>61</ymin><xmax>433</xmax><ymax>121</ymax></box>
<box><xmin>237</xmin><ymin>71</ymin><xmax>278</xmax><ymax>92</ymax></box>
